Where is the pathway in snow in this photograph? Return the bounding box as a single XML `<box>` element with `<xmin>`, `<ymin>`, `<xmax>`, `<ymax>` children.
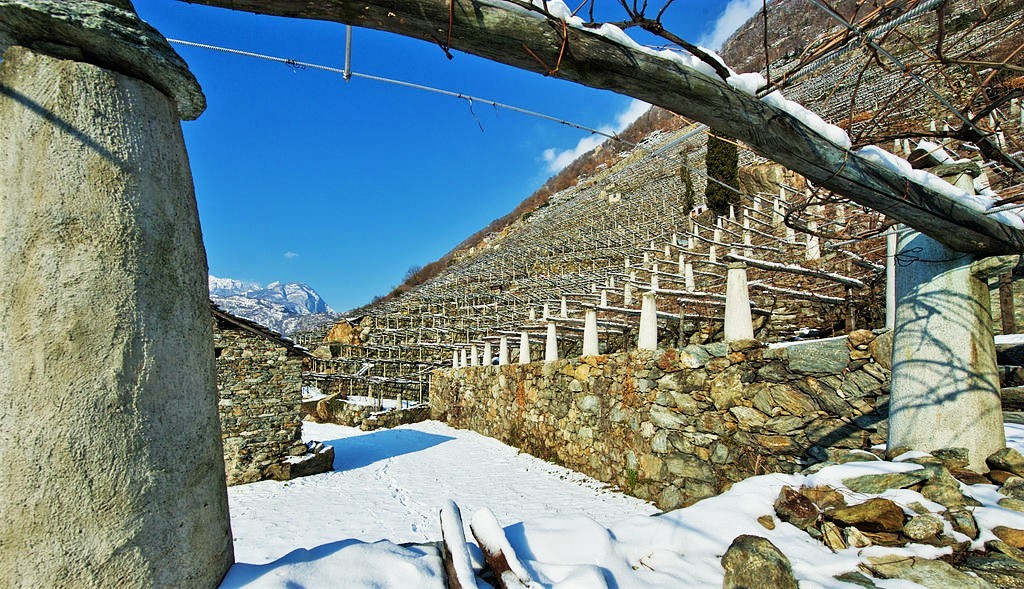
<box><xmin>227</xmin><ymin>420</ymin><xmax>658</xmax><ymax>565</ymax></box>
<box><xmin>222</xmin><ymin>421</ymin><xmax>1024</xmax><ymax>588</ymax></box>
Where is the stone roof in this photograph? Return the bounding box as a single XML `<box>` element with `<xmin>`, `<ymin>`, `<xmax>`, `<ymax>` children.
<box><xmin>210</xmin><ymin>301</ymin><xmax>310</xmax><ymax>357</ymax></box>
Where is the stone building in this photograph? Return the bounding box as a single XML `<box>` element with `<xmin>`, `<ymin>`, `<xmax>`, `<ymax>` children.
<box><xmin>212</xmin><ymin>303</ymin><xmax>312</xmax><ymax>485</ymax></box>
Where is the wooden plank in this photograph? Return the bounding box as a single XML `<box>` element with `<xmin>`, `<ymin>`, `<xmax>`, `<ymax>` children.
<box><xmin>440</xmin><ymin>500</ymin><xmax>476</xmax><ymax>589</ymax></box>
<box><xmin>469</xmin><ymin>507</ymin><xmax>531</xmax><ymax>589</ymax></box>
<box><xmin>179</xmin><ymin>0</ymin><xmax>1024</xmax><ymax>255</ymax></box>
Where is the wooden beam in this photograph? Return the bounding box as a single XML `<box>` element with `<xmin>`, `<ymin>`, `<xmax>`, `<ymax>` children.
<box><xmin>179</xmin><ymin>0</ymin><xmax>1024</xmax><ymax>255</ymax></box>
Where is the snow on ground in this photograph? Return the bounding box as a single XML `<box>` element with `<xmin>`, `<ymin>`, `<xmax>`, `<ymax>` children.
<box><xmin>225</xmin><ymin>421</ymin><xmax>657</xmax><ymax>566</ymax></box>
<box><xmin>221</xmin><ymin>421</ymin><xmax>1024</xmax><ymax>588</ymax></box>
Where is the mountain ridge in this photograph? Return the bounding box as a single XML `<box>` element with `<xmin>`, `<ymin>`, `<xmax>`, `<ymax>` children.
<box><xmin>209</xmin><ymin>274</ymin><xmax>338</xmax><ymax>335</ymax></box>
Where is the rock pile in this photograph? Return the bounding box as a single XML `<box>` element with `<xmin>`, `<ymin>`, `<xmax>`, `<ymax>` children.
<box><xmin>749</xmin><ymin>445</ymin><xmax>1024</xmax><ymax>587</ymax></box>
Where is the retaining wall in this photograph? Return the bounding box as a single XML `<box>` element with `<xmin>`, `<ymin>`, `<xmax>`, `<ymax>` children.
<box><xmin>431</xmin><ymin>331</ymin><xmax>891</xmax><ymax>509</ymax></box>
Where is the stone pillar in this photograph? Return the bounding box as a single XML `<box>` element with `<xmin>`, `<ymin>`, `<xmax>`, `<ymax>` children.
<box><xmin>885</xmin><ymin>227</ymin><xmax>897</xmax><ymax>330</ymax></box>
<box><xmin>678</xmin><ymin>253</ymin><xmax>685</xmax><ymax>274</ymax></box>
<box><xmin>518</xmin><ymin>332</ymin><xmax>531</xmax><ymax>364</ymax></box>
<box><xmin>470</xmin><ymin>344</ymin><xmax>479</xmax><ymax>367</ymax></box>
<box><xmin>459</xmin><ymin>348</ymin><xmax>467</xmax><ymax>368</ymax></box>
<box><xmin>0</xmin><ymin>46</ymin><xmax>232</xmax><ymax>586</ymax></box>
<box><xmin>560</xmin><ymin>296</ymin><xmax>568</xmax><ymax>318</ymax></box>
<box><xmin>582</xmin><ymin>310</ymin><xmax>599</xmax><ymax>356</ymax></box>
<box><xmin>685</xmin><ymin>263</ymin><xmax>696</xmax><ymax>292</ymax></box>
<box><xmin>544</xmin><ymin>323</ymin><xmax>558</xmax><ymax>362</ymax></box>
<box><xmin>452</xmin><ymin>350</ymin><xmax>459</xmax><ymax>369</ymax></box>
<box><xmin>889</xmin><ymin>229</ymin><xmax>1008</xmax><ymax>471</ymax></box>
<box><xmin>651</xmin><ymin>264</ymin><xmax>659</xmax><ymax>290</ymax></box>
<box><xmin>600</xmin><ymin>290</ymin><xmax>608</xmax><ymax>307</ymax></box>
<box><xmin>710</xmin><ymin>245</ymin><xmax>717</xmax><ymax>263</ymax></box>
<box><xmin>806</xmin><ymin>220</ymin><xmax>821</xmax><ymax>260</ymax></box>
<box><xmin>638</xmin><ymin>292</ymin><xmax>658</xmax><ymax>351</ymax></box>
<box><xmin>624</xmin><ymin>282</ymin><xmax>634</xmax><ymax>306</ymax></box>
<box><xmin>743</xmin><ymin>214</ymin><xmax>752</xmax><ymax>258</ymax></box>
<box><xmin>724</xmin><ymin>262</ymin><xmax>755</xmax><ymax>341</ymax></box>
<box><xmin>483</xmin><ymin>341</ymin><xmax>492</xmax><ymax>366</ymax></box>
<box><xmin>498</xmin><ymin>336</ymin><xmax>510</xmax><ymax>365</ymax></box>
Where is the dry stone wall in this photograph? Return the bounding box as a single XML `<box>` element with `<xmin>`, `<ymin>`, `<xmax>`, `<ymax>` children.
<box><xmin>431</xmin><ymin>332</ymin><xmax>892</xmax><ymax>510</ymax></box>
<box><xmin>215</xmin><ymin>324</ymin><xmax>305</xmax><ymax>485</ymax></box>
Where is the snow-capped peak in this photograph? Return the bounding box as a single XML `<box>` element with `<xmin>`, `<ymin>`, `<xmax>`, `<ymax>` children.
<box><xmin>209</xmin><ymin>275</ymin><xmax>337</xmax><ymax>334</ymax></box>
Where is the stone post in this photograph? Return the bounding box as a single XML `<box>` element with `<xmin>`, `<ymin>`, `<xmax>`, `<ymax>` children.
<box><xmin>560</xmin><ymin>296</ymin><xmax>568</xmax><ymax>318</ymax></box>
<box><xmin>710</xmin><ymin>245</ymin><xmax>717</xmax><ymax>263</ymax></box>
<box><xmin>483</xmin><ymin>341</ymin><xmax>492</xmax><ymax>366</ymax></box>
<box><xmin>624</xmin><ymin>282</ymin><xmax>634</xmax><ymax>306</ymax></box>
<box><xmin>651</xmin><ymin>264</ymin><xmax>659</xmax><ymax>290</ymax></box>
<box><xmin>889</xmin><ymin>229</ymin><xmax>1009</xmax><ymax>471</ymax></box>
<box><xmin>498</xmin><ymin>336</ymin><xmax>510</xmax><ymax>365</ymax></box>
<box><xmin>678</xmin><ymin>253</ymin><xmax>685</xmax><ymax>274</ymax></box>
<box><xmin>452</xmin><ymin>350</ymin><xmax>459</xmax><ymax>369</ymax></box>
<box><xmin>638</xmin><ymin>292</ymin><xmax>658</xmax><ymax>351</ymax></box>
<box><xmin>685</xmin><ymin>263</ymin><xmax>696</xmax><ymax>292</ymax></box>
<box><xmin>724</xmin><ymin>262</ymin><xmax>755</xmax><ymax>341</ymax></box>
<box><xmin>460</xmin><ymin>348</ymin><xmax>467</xmax><ymax>368</ymax></box>
<box><xmin>519</xmin><ymin>332</ymin><xmax>531</xmax><ymax>364</ymax></box>
<box><xmin>886</xmin><ymin>226</ymin><xmax>897</xmax><ymax>330</ymax></box>
<box><xmin>583</xmin><ymin>310</ymin><xmax>599</xmax><ymax>356</ymax></box>
<box><xmin>600</xmin><ymin>290</ymin><xmax>608</xmax><ymax>307</ymax></box>
<box><xmin>545</xmin><ymin>323</ymin><xmax>558</xmax><ymax>362</ymax></box>
<box><xmin>470</xmin><ymin>344</ymin><xmax>479</xmax><ymax>367</ymax></box>
<box><xmin>806</xmin><ymin>220</ymin><xmax>821</xmax><ymax>260</ymax></box>
<box><xmin>0</xmin><ymin>34</ymin><xmax>232</xmax><ymax>589</ymax></box>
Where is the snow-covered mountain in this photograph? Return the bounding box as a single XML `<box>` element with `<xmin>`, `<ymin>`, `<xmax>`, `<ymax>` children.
<box><xmin>209</xmin><ymin>275</ymin><xmax>338</xmax><ymax>335</ymax></box>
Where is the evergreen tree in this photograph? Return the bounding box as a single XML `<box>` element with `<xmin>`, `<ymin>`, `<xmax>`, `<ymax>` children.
<box><xmin>705</xmin><ymin>133</ymin><xmax>739</xmax><ymax>216</ymax></box>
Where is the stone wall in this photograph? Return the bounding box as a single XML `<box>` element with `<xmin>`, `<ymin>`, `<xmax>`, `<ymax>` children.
<box><xmin>431</xmin><ymin>332</ymin><xmax>891</xmax><ymax>510</ymax></box>
<box><xmin>215</xmin><ymin>323</ymin><xmax>305</xmax><ymax>485</ymax></box>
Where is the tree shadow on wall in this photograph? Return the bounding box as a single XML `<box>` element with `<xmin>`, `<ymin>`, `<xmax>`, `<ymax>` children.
<box><xmin>321</xmin><ymin>429</ymin><xmax>455</xmax><ymax>472</ymax></box>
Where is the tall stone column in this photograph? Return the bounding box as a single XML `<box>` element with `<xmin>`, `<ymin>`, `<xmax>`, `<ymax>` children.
<box><xmin>498</xmin><ymin>336</ymin><xmax>509</xmax><ymax>365</ymax></box>
<box><xmin>638</xmin><ymin>292</ymin><xmax>658</xmax><ymax>351</ymax></box>
<box><xmin>889</xmin><ymin>228</ymin><xmax>1009</xmax><ymax>471</ymax></box>
<box><xmin>724</xmin><ymin>262</ymin><xmax>754</xmax><ymax>341</ymax></box>
<box><xmin>544</xmin><ymin>323</ymin><xmax>559</xmax><ymax>362</ymax></box>
<box><xmin>518</xmin><ymin>332</ymin><xmax>531</xmax><ymax>364</ymax></box>
<box><xmin>582</xmin><ymin>310</ymin><xmax>599</xmax><ymax>356</ymax></box>
<box><xmin>0</xmin><ymin>42</ymin><xmax>232</xmax><ymax>589</ymax></box>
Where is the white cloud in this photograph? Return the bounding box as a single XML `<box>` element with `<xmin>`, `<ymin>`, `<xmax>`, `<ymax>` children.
<box><xmin>283</xmin><ymin>251</ymin><xmax>299</xmax><ymax>259</ymax></box>
<box><xmin>699</xmin><ymin>0</ymin><xmax>762</xmax><ymax>50</ymax></box>
<box><xmin>542</xmin><ymin>99</ymin><xmax>649</xmax><ymax>173</ymax></box>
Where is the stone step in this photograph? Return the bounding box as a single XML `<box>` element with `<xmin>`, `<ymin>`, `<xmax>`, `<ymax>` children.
<box><xmin>1002</xmin><ymin>386</ymin><xmax>1024</xmax><ymax>412</ymax></box>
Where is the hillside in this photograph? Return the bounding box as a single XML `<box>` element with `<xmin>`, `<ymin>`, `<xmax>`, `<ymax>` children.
<box><xmin>304</xmin><ymin>0</ymin><xmax>1024</xmax><ymax>399</ymax></box>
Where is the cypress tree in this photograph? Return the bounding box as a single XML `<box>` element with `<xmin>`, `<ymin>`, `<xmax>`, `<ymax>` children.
<box><xmin>705</xmin><ymin>133</ymin><xmax>739</xmax><ymax>216</ymax></box>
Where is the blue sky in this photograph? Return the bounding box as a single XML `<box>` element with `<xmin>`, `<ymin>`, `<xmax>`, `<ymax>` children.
<box><xmin>133</xmin><ymin>0</ymin><xmax>760</xmax><ymax>312</ymax></box>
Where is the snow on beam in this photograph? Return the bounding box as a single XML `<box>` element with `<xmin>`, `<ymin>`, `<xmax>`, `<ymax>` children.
<box><xmin>723</xmin><ymin>252</ymin><xmax>866</xmax><ymax>289</ymax></box>
<box><xmin>183</xmin><ymin>0</ymin><xmax>1024</xmax><ymax>255</ymax></box>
